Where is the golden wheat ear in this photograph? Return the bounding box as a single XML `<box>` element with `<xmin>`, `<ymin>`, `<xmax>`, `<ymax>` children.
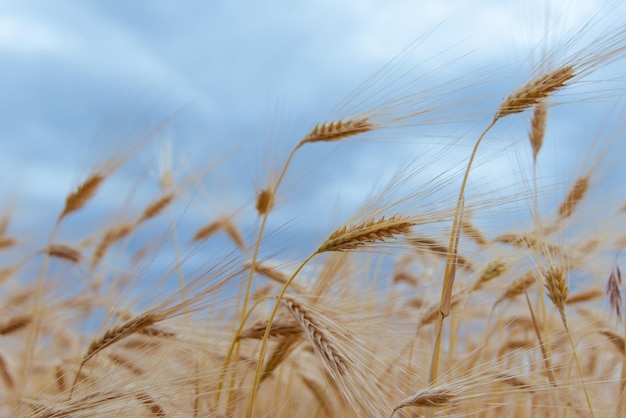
<box><xmin>495</xmin><ymin>66</ymin><xmax>575</xmax><ymax>120</ymax></box>
<box><xmin>58</xmin><ymin>173</ymin><xmax>106</xmax><ymax>222</ymax></box>
<box><xmin>318</xmin><ymin>215</ymin><xmax>416</xmax><ymax>252</ymax></box>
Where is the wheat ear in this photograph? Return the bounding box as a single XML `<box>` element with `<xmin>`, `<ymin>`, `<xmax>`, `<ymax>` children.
<box><xmin>58</xmin><ymin>173</ymin><xmax>105</xmax><ymax>222</ymax></box>
<box><xmin>298</xmin><ymin>118</ymin><xmax>374</xmax><ymax>146</ymax></box>
<box><xmin>495</xmin><ymin>66</ymin><xmax>575</xmax><ymax>120</ymax></box>
<box><xmin>44</xmin><ymin>244</ymin><xmax>82</xmax><ymax>264</ymax></box>
<box><xmin>392</xmin><ymin>385</ymin><xmax>458</xmax><ymax>416</ymax></box>
<box><xmin>0</xmin><ymin>314</ymin><xmax>31</xmax><ymax>336</ymax></box>
<box><xmin>529</xmin><ymin>99</ymin><xmax>548</xmax><ymax>162</ymax></box>
<box><xmin>557</xmin><ymin>175</ymin><xmax>590</xmax><ymax>220</ymax></box>
<box><xmin>543</xmin><ymin>265</ymin><xmax>595</xmax><ymax>417</ymax></box>
<box><xmin>318</xmin><ymin>215</ymin><xmax>415</xmax><ymax>252</ymax></box>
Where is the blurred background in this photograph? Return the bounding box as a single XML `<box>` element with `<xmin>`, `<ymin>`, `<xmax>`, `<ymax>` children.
<box><xmin>1</xmin><ymin>0</ymin><xmax>625</xmax><ymax>281</ymax></box>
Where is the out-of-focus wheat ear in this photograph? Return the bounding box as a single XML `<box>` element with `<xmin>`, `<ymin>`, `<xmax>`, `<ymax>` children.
<box><xmin>58</xmin><ymin>173</ymin><xmax>105</xmax><ymax>222</ymax></box>
<box><xmin>249</xmin><ymin>261</ymin><xmax>289</xmax><ymax>285</ymax></box>
<box><xmin>319</xmin><ymin>215</ymin><xmax>416</xmax><ymax>253</ymax></box>
<box><xmin>0</xmin><ymin>264</ymin><xmax>21</xmax><ymax>285</ymax></box>
<box><xmin>43</xmin><ymin>243</ymin><xmax>83</xmax><ymax>264</ymax></box>
<box><xmin>221</xmin><ymin>218</ymin><xmax>245</xmax><ymax>249</ymax></box>
<box><xmin>247</xmin><ymin>261</ymin><xmax>307</xmax><ymax>293</ymax></box>
<box><xmin>599</xmin><ymin>329</ymin><xmax>625</xmax><ymax>352</ymax></box>
<box><xmin>392</xmin><ymin>385</ymin><xmax>458</xmax><ymax>414</ymax></box>
<box><xmin>529</xmin><ymin>99</ymin><xmax>548</xmax><ymax>162</ymax></box>
<box><xmin>0</xmin><ymin>314</ymin><xmax>31</xmax><ymax>336</ymax></box>
<box><xmin>495</xmin><ymin>66</ymin><xmax>575</xmax><ymax>120</ymax></box>
<box><xmin>260</xmin><ymin>336</ymin><xmax>301</xmax><ymax>382</ymax></box>
<box><xmin>0</xmin><ymin>213</ymin><xmax>9</xmax><ymax>236</ymax></box>
<box><xmin>495</xmin><ymin>373</ymin><xmax>535</xmax><ymax>393</ymax></box>
<box><xmin>393</xmin><ymin>271</ymin><xmax>419</xmax><ymax>286</ymax></box>
<box><xmin>606</xmin><ymin>262</ymin><xmax>623</xmax><ymax>319</ymax></box>
<box><xmin>0</xmin><ymin>236</ymin><xmax>16</xmax><ymax>250</ymax></box>
<box><xmin>136</xmin><ymin>193</ymin><xmax>175</xmax><ymax>224</ymax></box>
<box><xmin>409</xmin><ymin>236</ymin><xmax>474</xmax><ymax>272</ymax></box>
<box><xmin>543</xmin><ymin>265</ymin><xmax>569</xmax><ymax>325</ymax></box>
<box><xmin>54</xmin><ymin>364</ymin><xmax>67</xmax><ymax>393</ymax></box>
<box><xmin>256</xmin><ymin>188</ymin><xmax>274</xmax><ymax>215</ymax></box>
<box><xmin>298</xmin><ymin>118</ymin><xmax>374</xmax><ymax>147</ymax></box>
<box><xmin>136</xmin><ymin>392</ymin><xmax>166</xmax><ymax>417</ymax></box>
<box><xmin>82</xmin><ymin>312</ymin><xmax>158</xmax><ymax>364</ymax></box>
<box><xmin>91</xmin><ymin>224</ymin><xmax>133</xmax><ymax>269</ymax></box>
<box><xmin>472</xmin><ymin>259</ymin><xmax>508</xmax><ymax>291</ymax></box>
<box><xmin>282</xmin><ymin>296</ymin><xmax>348</xmax><ymax>375</ymax></box>
<box><xmin>238</xmin><ymin>319</ymin><xmax>302</xmax><ymax>340</ymax></box>
<box><xmin>460</xmin><ymin>219</ymin><xmax>488</xmax><ymax>247</ymax></box>
<box><xmin>191</xmin><ymin>220</ymin><xmax>222</xmax><ymax>242</ymax></box>
<box><xmin>495</xmin><ymin>272</ymin><xmax>536</xmax><ymax>305</ymax></box>
<box><xmin>0</xmin><ymin>353</ymin><xmax>14</xmax><ymax>390</ymax></box>
<box><xmin>108</xmin><ymin>353</ymin><xmax>145</xmax><ymax>376</ymax></box>
<box><xmin>300</xmin><ymin>374</ymin><xmax>335</xmax><ymax>417</ymax></box>
<box><xmin>557</xmin><ymin>175</ymin><xmax>590</xmax><ymax>220</ymax></box>
<box><xmin>566</xmin><ymin>287</ymin><xmax>604</xmax><ymax>305</ymax></box>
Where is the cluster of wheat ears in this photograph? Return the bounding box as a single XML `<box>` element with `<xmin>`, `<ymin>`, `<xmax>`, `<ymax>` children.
<box><xmin>3</xmin><ymin>7</ymin><xmax>626</xmax><ymax>418</ymax></box>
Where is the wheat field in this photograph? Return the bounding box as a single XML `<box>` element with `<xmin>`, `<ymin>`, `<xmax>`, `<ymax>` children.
<box><xmin>3</xmin><ymin>2</ymin><xmax>626</xmax><ymax>417</ymax></box>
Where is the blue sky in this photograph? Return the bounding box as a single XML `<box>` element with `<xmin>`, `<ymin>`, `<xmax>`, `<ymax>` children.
<box><xmin>1</xmin><ymin>1</ymin><xmax>625</xmax><ymax>273</ymax></box>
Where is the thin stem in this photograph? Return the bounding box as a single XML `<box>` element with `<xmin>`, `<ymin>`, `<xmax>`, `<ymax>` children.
<box><xmin>427</xmin><ymin>119</ymin><xmax>496</xmax><ymax>390</ymax></box>
<box><xmin>215</xmin><ymin>147</ymin><xmax>299</xmax><ymax>407</ymax></box>
<box><xmin>564</xmin><ymin>323</ymin><xmax>595</xmax><ymax>418</ymax></box>
<box><xmin>248</xmin><ymin>251</ymin><xmax>317</xmax><ymax>417</ymax></box>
